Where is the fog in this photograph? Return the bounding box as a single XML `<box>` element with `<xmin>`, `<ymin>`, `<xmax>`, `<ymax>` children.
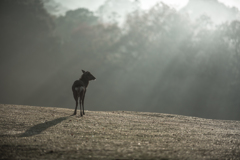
<box><xmin>1</xmin><ymin>0</ymin><xmax>240</xmax><ymax>120</ymax></box>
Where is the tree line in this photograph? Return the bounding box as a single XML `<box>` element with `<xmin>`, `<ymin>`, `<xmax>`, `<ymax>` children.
<box><xmin>0</xmin><ymin>0</ymin><xmax>240</xmax><ymax>120</ymax></box>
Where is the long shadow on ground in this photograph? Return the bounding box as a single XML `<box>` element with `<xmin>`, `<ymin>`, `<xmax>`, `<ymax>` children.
<box><xmin>19</xmin><ymin>116</ymin><xmax>69</xmax><ymax>137</ymax></box>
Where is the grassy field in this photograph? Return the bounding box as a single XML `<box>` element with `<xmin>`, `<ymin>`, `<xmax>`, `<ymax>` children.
<box><xmin>0</xmin><ymin>104</ymin><xmax>240</xmax><ymax>159</ymax></box>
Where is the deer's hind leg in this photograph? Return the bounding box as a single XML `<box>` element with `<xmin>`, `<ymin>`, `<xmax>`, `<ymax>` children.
<box><xmin>73</xmin><ymin>90</ymin><xmax>78</xmax><ymax>115</ymax></box>
<box><xmin>79</xmin><ymin>87</ymin><xmax>85</xmax><ymax>116</ymax></box>
<box><xmin>79</xmin><ymin>95</ymin><xmax>83</xmax><ymax>117</ymax></box>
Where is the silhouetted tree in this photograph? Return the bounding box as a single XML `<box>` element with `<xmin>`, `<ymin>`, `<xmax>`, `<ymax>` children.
<box><xmin>1</xmin><ymin>0</ymin><xmax>240</xmax><ymax>120</ymax></box>
<box><xmin>0</xmin><ymin>0</ymin><xmax>60</xmax><ymax>105</ymax></box>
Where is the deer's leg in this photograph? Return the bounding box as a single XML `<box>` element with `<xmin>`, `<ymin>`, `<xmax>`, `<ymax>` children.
<box><xmin>74</xmin><ymin>100</ymin><xmax>78</xmax><ymax>115</ymax></box>
<box><xmin>73</xmin><ymin>91</ymin><xmax>78</xmax><ymax>115</ymax></box>
<box><xmin>80</xmin><ymin>93</ymin><xmax>83</xmax><ymax>116</ymax></box>
<box><xmin>82</xmin><ymin>90</ymin><xmax>86</xmax><ymax>115</ymax></box>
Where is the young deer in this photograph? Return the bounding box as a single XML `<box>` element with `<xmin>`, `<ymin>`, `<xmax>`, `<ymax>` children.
<box><xmin>72</xmin><ymin>70</ymin><xmax>96</xmax><ymax>116</ymax></box>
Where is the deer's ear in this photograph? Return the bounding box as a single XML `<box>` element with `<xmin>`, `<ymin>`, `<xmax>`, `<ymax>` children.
<box><xmin>82</xmin><ymin>70</ymin><xmax>86</xmax><ymax>73</ymax></box>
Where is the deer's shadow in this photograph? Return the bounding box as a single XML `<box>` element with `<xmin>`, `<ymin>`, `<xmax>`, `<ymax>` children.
<box><xmin>19</xmin><ymin>116</ymin><xmax>69</xmax><ymax>137</ymax></box>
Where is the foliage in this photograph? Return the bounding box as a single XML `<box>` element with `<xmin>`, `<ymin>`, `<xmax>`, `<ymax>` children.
<box><xmin>55</xmin><ymin>3</ymin><xmax>240</xmax><ymax>119</ymax></box>
<box><xmin>0</xmin><ymin>0</ymin><xmax>60</xmax><ymax>105</ymax></box>
<box><xmin>1</xmin><ymin>0</ymin><xmax>240</xmax><ymax>120</ymax></box>
<box><xmin>0</xmin><ymin>0</ymin><xmax>57</xmax><ymax>58</ymax></box>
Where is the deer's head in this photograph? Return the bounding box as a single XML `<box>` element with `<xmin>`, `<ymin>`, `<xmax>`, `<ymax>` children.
<box><xmin>82</xmin><ymin>70</ymin><xmax>96</xmax><ymax>81</ymax></box>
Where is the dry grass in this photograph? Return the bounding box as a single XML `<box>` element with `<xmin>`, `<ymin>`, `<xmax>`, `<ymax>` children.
<box><xmin>0</xmin><ymin>104</ymin><xmax>240</xmax><ymax>159</ymax></box>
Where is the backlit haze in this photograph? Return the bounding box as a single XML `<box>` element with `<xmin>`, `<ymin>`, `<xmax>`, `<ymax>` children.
<box><xmin>1</xmin><ymin>0</ymin><xmax>240</xmax><ymax>120</ymax></box>
<box><xmin>52</xmin><ymin>0</ymin><xmax>240</xmax><ymax>11</ymax></box>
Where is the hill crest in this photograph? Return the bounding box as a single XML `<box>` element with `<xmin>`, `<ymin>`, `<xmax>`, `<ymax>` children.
<box><xmin>0</xmin><ymin>104</ymin><xmax>240</xmax><ymax>159</ymax></box>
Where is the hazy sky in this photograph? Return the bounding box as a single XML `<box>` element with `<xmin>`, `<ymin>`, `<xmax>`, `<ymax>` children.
<box><xmin>54</xmin><ymin>0</ymin><xmax>240</xmax><ymax>11</ymax></box>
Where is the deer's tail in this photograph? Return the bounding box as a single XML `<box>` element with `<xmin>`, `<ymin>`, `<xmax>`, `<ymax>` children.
<box><xmin>72</xmin><ymin>86</ymin><xmax>85</xmax><ymax>97</ymax></box>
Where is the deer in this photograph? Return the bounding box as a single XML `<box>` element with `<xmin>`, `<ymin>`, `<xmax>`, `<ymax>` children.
<box><xmin>72</xmin><ymin>70</ymin><xmax>96</xmax><ymax>116</ymax></box>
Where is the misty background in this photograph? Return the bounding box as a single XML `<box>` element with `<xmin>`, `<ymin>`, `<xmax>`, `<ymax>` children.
<box><xmin>1</xmin><ymin>0</ymin><xmax>240</xmax><ymax>120</ymax></box>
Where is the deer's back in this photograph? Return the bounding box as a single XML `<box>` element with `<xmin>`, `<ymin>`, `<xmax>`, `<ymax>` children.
<box><xmin>72</xmin><ymin>80</ymin><xmax>85</xmax><ymax>90</ymax></box>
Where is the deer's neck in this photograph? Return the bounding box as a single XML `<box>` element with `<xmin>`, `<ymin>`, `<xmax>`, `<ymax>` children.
<box><xmin>79</xmin><ymin>76</ymin><xmax>89</xmax><ymax>88</ymax></box>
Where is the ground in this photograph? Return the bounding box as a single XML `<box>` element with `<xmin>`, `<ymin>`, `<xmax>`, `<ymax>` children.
<box><xmin>0</xmin><ymin>104</ymin><xmax>240</xmax><ymax>159</ymax></box>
